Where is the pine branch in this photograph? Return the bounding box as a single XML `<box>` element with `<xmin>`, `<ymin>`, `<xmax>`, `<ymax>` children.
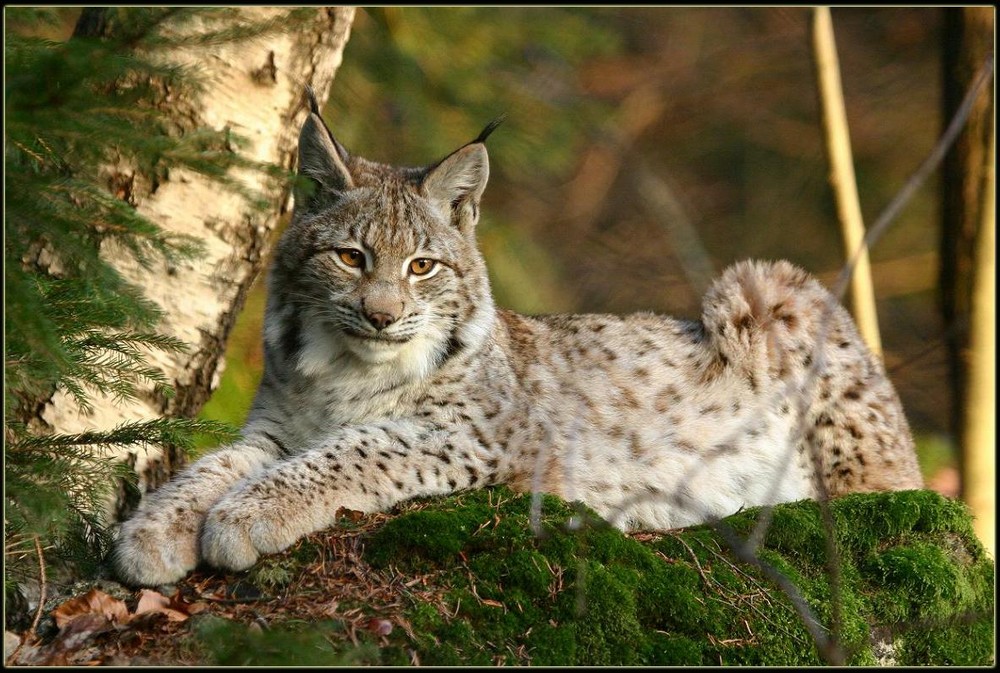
<box><xmin>5</xmin><ymin>7</ymin><xmax>283</xmax><ymax>579</ymax></box>
<box><xmin>9</xmin><ymin>418</ymin><xmax>238</xmax><ymax>454</ymax></box>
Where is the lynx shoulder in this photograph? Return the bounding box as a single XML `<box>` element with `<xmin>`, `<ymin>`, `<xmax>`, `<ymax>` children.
<box><xmin>113</xmin><ymin>94</ymin><xmax>922</xmax><ymax>587</ymax></box>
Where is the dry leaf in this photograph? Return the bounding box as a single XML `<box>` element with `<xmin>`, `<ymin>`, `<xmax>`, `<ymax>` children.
<box><xmin>184</xmin><ymin>600</ymin><xmax>208</xmax><ymax>616</ymax></box>
<box><xmin>134</xmin><ymin>589</ymin><xmax>171</xmax><ymax>616</ymax></box>
<box><xmin>43</xmin><ymin>614</ymin><xmax>115</xmax><ymax>664</ymax></box>
<box><xmin>335</xmin><ymin>507</ymin><xmax>365</xmax><ymax>522</ymax></box>
<box><xmin>480</xmin><ymin>599</ymin><xmax>504</xmax><ymax>608</ymax></box>
<box><xmin>52</xmin><ymin>589</ymin><xmax>129</xmax><ymax>629</ymax></box>
<box><xmin>133</xmin><ymin>589</ymin><xmax>198</xmax><ymax>622</ymax></box>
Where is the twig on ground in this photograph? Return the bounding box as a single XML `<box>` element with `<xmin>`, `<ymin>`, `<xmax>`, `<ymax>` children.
<box><xmin>5</xmin><ymin>535</ymin><xmax>47</xmax><ymax>667</ymax></box>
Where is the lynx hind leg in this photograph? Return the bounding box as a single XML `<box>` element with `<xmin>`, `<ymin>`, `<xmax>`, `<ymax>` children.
<box><xmin>701</xmin><ymin>259</ymin><xmax>833</xmax><ymax>386</ymax></box>
<box><xmin>802</xmin><ymin>362</ymin><xmax>924</xmax><ymax>497</ymax></box>
<box><xmin>797</xmin><ymin>314</ymin><xmax>924</xmax><ymax>496</ymax></box>
<box><xmin>701</xmin><ymin>259</ymin><xmax>923</xmax><ymax>495</ymax></box>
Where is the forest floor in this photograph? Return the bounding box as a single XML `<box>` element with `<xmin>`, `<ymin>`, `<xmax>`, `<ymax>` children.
<box><xmin>3</xmin><ymin>472</ymin><xmax>974</xmax><ymax>667</ymax></box>
<box><xmin>5</xmin><ymin>509</ymin><xmax>430</xmax><ymax>666</ymax></box>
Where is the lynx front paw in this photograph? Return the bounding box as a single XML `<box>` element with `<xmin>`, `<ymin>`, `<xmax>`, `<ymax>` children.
<box><xmin>114</xmin><ymin>509</ymin><xmax>202</xmax><ymax>587</ymax></box>
<box><xmin>201</xmin><ymin>495</ymin><xmax>298</xmax><ymax>573</ymax></box>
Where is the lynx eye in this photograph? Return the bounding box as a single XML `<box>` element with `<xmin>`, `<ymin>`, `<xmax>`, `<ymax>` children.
<box><xmin>336</xmin><ymin>248</ymin><xmax>364</xmax><ymax>269</ymax></box>
<box><xmin>409</xmin><ymin>258</ymin><xmax>437</xmax><ymax>276</ymax></box>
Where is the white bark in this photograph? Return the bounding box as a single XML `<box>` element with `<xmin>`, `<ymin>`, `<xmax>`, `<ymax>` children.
<box><xmin>35</xmin><ymin>7</ymin><xmax>356</xmax><ymax>497</ymax></box>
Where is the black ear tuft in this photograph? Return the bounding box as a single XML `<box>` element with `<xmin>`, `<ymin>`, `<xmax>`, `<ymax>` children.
<box><xmin>296</xmin><ymin>88</ymin><xmax>354</xmax><ymax>212</ymax></box>
<box><xmin>303</xmin><ymin>86</ymin><xmax>350</xmax><ymax>162</ymax></box>
<box><xmin>473</xmin><ymin>113</ymin><xmax>507</xmax><ymax>145</ymax></box>
<box><xmin>305</xmin><ymin>85</ymin><xmax>322</xmax><ymax>116</ymax></box>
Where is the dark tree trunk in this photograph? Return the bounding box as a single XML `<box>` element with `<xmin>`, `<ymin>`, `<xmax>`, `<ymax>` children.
<box><xmin>939</xmin><ymin>7</ymin><xmax>994</xmax><ymax>475</ymax></box>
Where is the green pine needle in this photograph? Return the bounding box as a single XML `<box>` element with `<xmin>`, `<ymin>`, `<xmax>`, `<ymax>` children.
<box><xmin>5</xmin><ymin>7</ymin><xmax>297</xmax><ymax>581</ymax></box>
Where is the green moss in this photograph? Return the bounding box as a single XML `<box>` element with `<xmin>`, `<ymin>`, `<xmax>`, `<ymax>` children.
<box><xmin>237</xmin><ymin>487</ymin><xmax>993</xmax><ymax>666</ymax></box>
<box><xmin>900</xmin><ymin>615</ymin><xmax>996</xmax><ymax>665</ymax></box>
<box><xmin>365</xmin><ymin>509</ymin><xmax>475</xmax><ymax>569</ymax></box>
<box><xmin>571</xmin><ymin>562</ymin><xmax>646</xmax><ymax>664</ymax></box>
<box><xmin>190</xmin><ymin>615</ymin><xmax>377</xmax><ymax>666</ymax></box>
<box><xmin>869</xmin><ymin>542</ymin><xmax>966</xmax><ymax>619</ymax></box>
<box><xmin>525</xmin><ymin>622</ymin><xmax>577</xmax><ymax>665</ymax></box>
<box><xmin>636</xmin><ymin>559</ymin><xmax>706</xmax><ymax>629</ymax></box>
<box><xmin>247</xmin><ymin>556</ymin><xmax>295</xmax><ymax>590</ymax></box>
<box><xmin>648</xmin><ymin>631</ymin><xmax>705</xmax><ymax>664</ymax></box>
<box><xmin>832</xmin><ymin>489</ymin><xmax>978</xmax><ymax>555</ymax></box>
<box><xmin>761</xmin><ymin>501</ymin><xmax>830</xmax><ymax>568</ymax></box>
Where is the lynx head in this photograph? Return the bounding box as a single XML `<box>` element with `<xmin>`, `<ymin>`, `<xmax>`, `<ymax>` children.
<box><xmin>265</xmin><ymin>91</ymin><xmax>502</xmax><ymax>385</ymax></box>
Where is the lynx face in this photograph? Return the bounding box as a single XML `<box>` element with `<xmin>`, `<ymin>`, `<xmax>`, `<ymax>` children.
<box><xmin>266</xmin><ymin>111</ymin><xmax>499</xmax><ymax>383</ymax></box>
<box><xmin>290</xmin><ymin>186</ymin><xmax>480</xmax><ymax>371</ymax></box>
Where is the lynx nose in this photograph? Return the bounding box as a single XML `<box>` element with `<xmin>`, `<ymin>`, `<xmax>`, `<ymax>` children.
<box><xmin>361</xmin><ymin>286</ymin><xmax>403</xmax><ymax>331</ymax></box>
<box><xmin>365</xmin><ymin>312</ymin><xmax>397</xmax><ymax>331</ymax></box>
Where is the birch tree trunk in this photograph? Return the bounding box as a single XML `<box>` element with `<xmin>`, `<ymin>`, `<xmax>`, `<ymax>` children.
<box><xmin>32</xmin><ymin>7</ymin><xmax>356</xmax><ymax>509</ymax></box>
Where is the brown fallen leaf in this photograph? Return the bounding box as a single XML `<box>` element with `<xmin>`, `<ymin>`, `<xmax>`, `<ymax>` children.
<box><xmin>134</xmin><ymin>589</ymin><xmax>186</xmax><ymax>622</ymax></box>
<box><xmin>28</xmin><ymin>587</ymin><xmax>211</xmax><ymax>666</ymax></box>
<box><xmin>134</xmin><ymin>589</ymin><xmax>206</xmax><ymax>622</ymax></box>
<box><xmin>52</xmin><ymin>589</ymin><xmax>129</xmax><ymax>629</ymax></box>
<box><xmin>335</xmin><ymin>507</ymin><xmax>365</xmax><ymax>523</ymax></box>
<box><xmin>34</xmin><ymin>611</ymin><xmax>119</xmax><ymax>666</ymax></box>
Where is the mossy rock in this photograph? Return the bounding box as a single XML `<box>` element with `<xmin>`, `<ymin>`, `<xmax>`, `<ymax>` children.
<box><xmin>181</xmin><ymin>487</ymin><xmax>993</xmax><ymax>666</ymax></box>
<box><xmin>359</xmin><ymin>487</ymin><xmax>994</xmax><ymax>666</ymax></box>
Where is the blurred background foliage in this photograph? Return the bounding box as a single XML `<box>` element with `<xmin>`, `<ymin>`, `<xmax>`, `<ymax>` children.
<box><xmin>201</xmin><ymin>7</ymin><xmax>958</xmax><ymax>489</ymax></box>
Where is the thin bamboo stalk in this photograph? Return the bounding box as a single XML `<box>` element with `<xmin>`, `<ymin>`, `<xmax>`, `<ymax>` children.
<box><xmin>811</xmin><ymin>7</ymin><xmax>883</xmax><ymax>359</ymax></box>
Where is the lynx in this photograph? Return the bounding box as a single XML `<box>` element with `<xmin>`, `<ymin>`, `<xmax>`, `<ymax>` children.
<box><xmin>114</xmin><ymin>93</ymin><xmax>923</xmax><ymax>587</ymax></box>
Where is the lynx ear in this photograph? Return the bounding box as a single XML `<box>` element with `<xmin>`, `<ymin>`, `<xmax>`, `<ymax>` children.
<box><xmin>421</xmin><ymin>116</ymin><xmax>504</xmax><ymax>233</ymax></box>
<box><xmin>295</xmin><ymin>87</ymin><xmax>354</xmax><ymax>212</ymax></box>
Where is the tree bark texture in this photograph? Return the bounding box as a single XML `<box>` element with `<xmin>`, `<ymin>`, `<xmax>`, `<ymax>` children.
<box><xmin>35</xmin><ymin>7</ymin><xmax>356</xmax><ymax>504</ymax></box>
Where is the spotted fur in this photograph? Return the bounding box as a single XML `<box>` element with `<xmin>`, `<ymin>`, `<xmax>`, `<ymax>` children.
<box><xmin>114</xmin><ymin>102</ymin><xmax>922</xmax><ymax>586</ymax></box>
